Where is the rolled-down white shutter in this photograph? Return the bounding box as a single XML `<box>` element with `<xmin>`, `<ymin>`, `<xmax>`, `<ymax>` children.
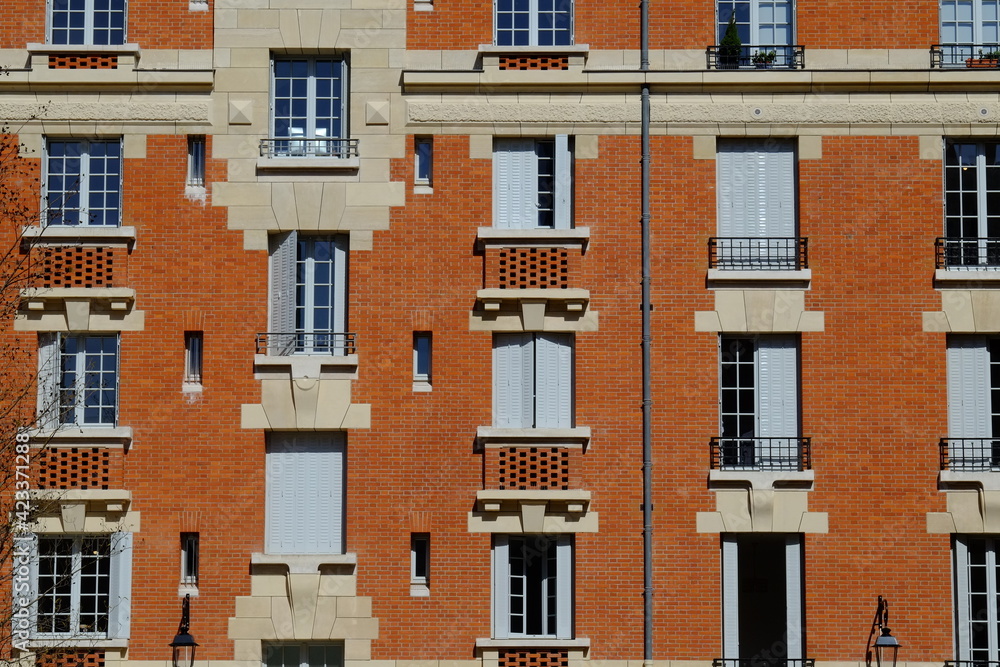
<box><xmin>269</xmin><ymin>231</ymin><xmax>298</xmax><ymax>344</ymax></box>
<box><xmin>722</xmin><ymin>536</ymin><xmax>740</xmax><ymax>659</ymax></box>
<box><xmin>494</xmin><ymin>333</ymin><xmax>534</xmax><ymax>428</ymax></box>
<box><xmin>948</xmin><ymin>336</ymin><xmax>991</xmax><ymax>439</ymax></box>
<box><xmin>494</xmin><ymin>139</ymin><xmax>537</xmax><ymax>229</ymax></box>
<box><xmin>535</xmin><ymin>333</ymin><xmax>573</xmax><ymax>428</ymax></box>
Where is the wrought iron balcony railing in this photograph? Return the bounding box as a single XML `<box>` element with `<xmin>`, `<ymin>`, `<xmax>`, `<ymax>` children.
<box><xmin>259</xmin><ymin>137</ymin><xmax>359</xmax><ymax>159</ymax></box>
<box><xmin>945</xmin><ymin>660</ymin><xmax>1000</xmax><ymax>667</ymax></box>
<box><xmin>936</xmin><ymin>237</ymin><xmax>1000</xmax><ymax>269</ymax></box>
<box><xmin>940</xmin><ymin>438</ymin><xmax>1000</xmax><ymax>471</ymax></box>
<box><xmin>931</xmin><ymin>44</ymin><xmax>1000</xmax><ymax>68</ymax></box>
<box><xmin>710</xmin><ymin>437</ymin><xmax>812</xmax><ymax>472</ymax></box>
<box><xmin>709</xmin><ymin>237</ymin><xmax>808</xmax><ymax>271</ymax></box>
<box><xmin>706</xmin><ymin>45</ymin><xmax>805</xmax><ymax>70</ymax></box>
<box><xmin>713</xmin><ymin>658</ymin><xmax>815</xmax><ymax>667</ymax></box>
<box><xmin>255</xmin><ymin>332</ymin><xmax>357</xmax><ymax>356</ymax></box>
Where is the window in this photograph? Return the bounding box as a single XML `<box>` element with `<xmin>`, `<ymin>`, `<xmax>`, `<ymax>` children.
<box><xmin>266</xmin><ymin>433</ymin><xmax>345</xmax><ymax>555</ymax></box>
<box><xmin>270</xmin><ymin>57</ymin><xmax>349</xmax><ymax>158</ymax></box>
<box><xmin>495</xmin><ymin>0</ymin><xmax>572</xmax><ymax>46</ymax></box>
<box><xmin>941</xmin><ymin>0</ymin><xmax>1000</xmax><ymax>61</ymax></box>
<box><xmin>955</xmin><ymin>536</ymin><xmax>1000</xmax><ymax>662</ymax></box>
<box><xmin>268</xmin><ymin>232</ymin><xmax>349</xmax><ymax>355</ymax></box>
<box><xmin>45</xmin><ymin>139</ymin><xmax>122</xmax><ymax>227</ymax></box>
<box><xmin>33</xmin><ymin>533</ymin><xmax>132</xmax><ymax>639</ymax></box>
<box><xmin>493</xmin><ymin>333</ymin><xmax>573</xmax><ymax>429</ymax></box>
<box><xmin>493</xmin><ymin>137</ymin><xmax>572</xmax><ymax>230</ymax></box>
<box><xmin>187</xmin><ymin>136</ymin><xmax>206</xmax><ymax>188</ymax></box>
<box><xmin>38</xmin><ymin>333</ymin><xmax>120</xmax><ymax>428</ymax></box>
<box><xmin>719</xmin><ymin>335</ymin><xmax>800</xmax><ymax>469</ymax></box>
<box><xmin>721</xmin><ymin>534</ymin><xmax>803</xmax><ymax>663</ymax></box>
<box><xmin>184</xmin><ymin>332</ymin><xmax>203</xmax><ymax>386</ymax></box>
<box><xmin>415</xmin><ymin>137</ymin><xmax>433</xmax><ymax>187</ymax></box>
<box><xmin>264</xmin><ymin>644</ymin><xmax>344</xmax><ymax>667</ymax></box>
<box><xmin>49</xmin><ymin>0</ymin><xmax>126</xmax><ymax>46</ymax></box>
<box><xmin>411</xmin><ymin>533</ymin><xmax>430</xmax><ymax>596</ymax></box>
<box><xmin>181</xmin><ymin>533</ymin><xmax>199</xmax><ymax>587</ymax></box>
<box><xmin>716</xmin><ymin>139</ymin><xmax>798</xmax><ymax>269</ymax></box>
<box><xmin>943</xmin><ymin>142</ymin><xmax>1000</xmax><ymax>268</ymax></box>
<box><xmin>413</xmin><ymin>332</ymin><xmax>432</xmax><ymax>387</ymax></box>
<box><xmin>492</xmin><ymin>534</ymin><xmax>572</xmax><ymax>638</ymax></box>
<box><xmin>717</xmin><ymin>1</ymin><xmax>792</xmax><ymax>49</ymax></box>
<box><xmin>946</xmin><ymin>336</ymin><xmax>1000</xmax><ymax>468</ymax></box>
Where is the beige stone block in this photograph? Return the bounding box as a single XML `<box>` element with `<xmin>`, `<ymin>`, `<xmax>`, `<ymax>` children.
<box><xmin>229</xmin><ymin>205</ymin><xmax>279</xmax><ymax>231</ymax></box>
<box><xmin>270</xmin><ymin>594</ymin><xmax>296</xmax><ymax>640</ymax></box>
<box><xmin>404</xmin><ymin>50</ymin><xmax>443</xmax><ymax>70</ymax></box>
<box><xmin>214</xmin><ymin>29</ymin><xmax>279</xmax><ymax>48</ymax></box>
<box><xmin>715</xmin><ymin>291</ymin><xmax>748</xmax><ymax>331</ymax></box>
<box><xmin>919</xmin><ymin>134</ymin><xmax>943</xmax><ymax>160</ymax></box>
<box><xmin>331</xmin><ymin>616</ymin><xmax>379</xmax><ymax>639</ymax></box>
<box><xmin>344</xmin><ymin>638</ymin><xmax>373</xmax><ymax>661</ymax></box>
<box><xmin>235</xmin><ymin>596</ymin><xmax>272</xmax><ymax>618</ymax></box>
<box><xmin>772</xmin><ymin>490</ymin><xmax>808</xmax><ymax>530</ymax></box>
<box><xmin>926</xmin><ymin>512</ymin><xmax>957</xmax><ymax>534</ymax></box>
<box><xmin>797</xmin><ymin>311</ymin><xmax>825</xmax><ymax>332</ymax></box>
<box><xmin>241</xmin><ymin>403</ymin><xmax>270</xmax><ymax>428</ymax></box>
<box><xmin>770</xmin><ymin>290</ymin><xmax>806</xmax><ymax>331</ymax></box>
<box><xmin>350</xmin><ymin>230</ymin><xmax>374</xmax><ymax>251</ymax></box>
<box><xmin>234</xmin><ymin>639</ymin><xmax>264</xmax><ymax>661</ymax></box>
<box><xmin>312</xmin><ymin>183</ymin><xmax>348</xmax><ymax>229</ymax></box>
<box><xmin>319</xmin><ymin>574</ymin><xmax>357</xmax><ymax>597</ymax></box>
<box><xmin>341</xmin><ymin>9</ymin><xmax>383</xmax><ymax>29</ymax></box>
<box><xmin>341</xmin><ymin>403</ymin><xmax>372</xmax><ymax>429</ymax></box>
<box><xmin>440</xmin><ymin>50</ymin><xmax>480</xmax><ymax>70</ymax></box>
<box><xmin>356</xmin><ymin>134</ymin><xmax>405</xmax><ymax>158</ymax></box>
<box><xmin>972</xmin><ymin>290</ymin><xmax>1000</xmax><ymax>331</ymax></box>
<box><xmin>366</xmin><ymin>99</ymin><xmax>391</xmax><ymax>125</ymax></box>
<box><xmin>139</xmin><ymin>49</ymin><xmax>180</xmax><ymax>69</ymax></box>
<box><xmin>217</xmin><ymin>67</ymin><xmax>269</xmax><ymax>93</ymax></box>
<box><xmin>214</xmin><ymin>132</ymin><xmax>260</xmax><ymax>159</ymax></box>
<box><xmin>238</xmin><ymin>8</ymin><xmax>282</xmax><ymax>28</ymax></box>
<box><xmin>338</xmin><ymin>596</ymin><xmax>372</xmax><ymax>618</ymax></box>
<box><xmin>798</xmin><ymin>135</ymin><xmax>822</xmax><ymax>159</ymax></box>
<box><xmin>215</xmin><ymin>46</ymin><xmax>233</xmax><ymax>67</ymax></box>
<box><xmin>743</xmin><ymin>291</ymin><xmax>776</xmax><ymax>331</ymax></box>
<box><xmin>922</xmin><ymin>311</ymin><xmax>951</xmax><ymax>332</ymax></box>
<box><xmin>949</xmin><ymin>489</ymin><xmax>986</xmax><ymax>532</ymax></box>
<box><xmin>291</xmin><ymin>377</ymin><xmax>323</xmax><ymax>428</ymax></box>
<box><xmin>352</xmin><ymin>48</ymin><xmax>390</xmax><ymax>68</ymax></box>
<box><xmin>260</xmin><ymin>379</ymin><xmax>297</xmax><ymax>429</ymax></box>
<box><xmin>123</xmin><ymin>134</ymin><xmax>146</xmax><ymax>159</ymax></box>
<box><xmin>312</xmin><ymin>596</ymin><xmax>339</xmax><ymax>639</ymax></box>
<box><xmin>353</xmin><ymin>68</ymin><xmax>404</xmax><ymax>93</ymax></box>
<box><xmin>17</xmin><ymin>133</ymin><xmax>42</xmax><ymax>157</ymax></box>
<box><xmin>225</xmin><ymin>47</ymin><xmax>272</xmax><ymax>69</ymax></box>
<box><xmin>382</xmin><ymin>8</ymin><xmax>407</xmax><ymax>30</ymax></box>
<box><xmin>942</xmin><ymin>290</ymin><xmax>976</xmax><ymax>330</ymax></box>
<box><xmin>693</xmin><ymin>311</ymin><xmax>722</xmax><ymax>332</ymax></box>
<box><xmin>214</xmin><ymin>182</ymin><xmax>272</xmax><ymax>208</ymax></box>
<box><xmin>228</xmin><ymin>616</ymin><xmax>277</xmax><ymax>640</ymax></box>
<box><xmin>251</xmin><ymin>574</ymin><xmax>289</xmax><ymax>597</ymax></box>
<box><xmin>274</xmin><ymin>182</ymin><xmax>320</xmax><ymax>230</ymax></box>
<box><xmin>691</xmin><ymin>135</ymin><xmax>716</xmax><ymax>159</ymax></box>
<box><xmin>716</xmin><ymin>489</ymin><xmax>752</xmax><ymax>531</ymax></box>
<box><xmin>575</xmin><ymin>134</ymin><xmax>599</xmax><ymax>159</ymax></box>
<box><xmin>798</xmin><ymin>512</ymin><xmax>829</xmax><ymax>533</ymax></box>
<box><xmin>288</xmin><ymin>572</ymin><xmax>321</xmax><ymax>639</ymax></box>
<box><xmin>177</xmin><ymin>49</ymin><xmax>213</xmax><ymax>69</ymax></box>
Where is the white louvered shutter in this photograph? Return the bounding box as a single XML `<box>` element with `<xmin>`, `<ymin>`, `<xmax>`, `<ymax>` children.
<box><xmin>718</xmin><ymin>144</ymin><xmax>752</xmax><ymax>239</ymax></box>
<box><xmin>554</xmin><ymin>135</ymin><xmax>572</xmax><ymax>230</ymax></box>
<box><xmin>757</xmin><ymin>336</ymin><xmax>799</xmax><ymax>444</ymax></box>
<box><xmin>955</xmin><ymin>536</ymin><xmax>973</xmax><ymax>659</ymax></box>
<box><xmin>948</xmin><ymin>336</ymin><xmax>991</xmax><ymax>439</ymax></box>
<box><xmin>555</xmin><ymin>535</ymin><xmax>573</xmax><ymax>638</ymax></box>
<box><xmin>722</xmin><ymin>536</ymin><xmax>740</xmax><ymax>659</ymax></box>
<box><xmin>108</xmin><ymin>532</ymin><xmax>132</xmax><ymax>639</ymax></box>
<box><xmin>36</xmin><ymin>333</ymin><xmax>60</xmax><ymax>430</ymax></box>
<box><xmin>494</xmin><ymin>333</ymin><xmax>534</xmax><ymax>428</ymax></box>
<box><xmin>269</xmin><ymin>231</ymin><xmax>298</xmax><ymax>349</ymax></box>
<box><xmin>494</xmin><ymin>139</ymin><xmax>538</xmax><ymax>229</ymax></box>
<box><xmin>784</xmin><ymin>535</ymin><xmax>803</xmax><ymax>660</ymax></box>
<box><xmin>535</xmin><ymin>334</ymin><xmax>573</xmax><ymax>428</ymax></box>
<box><xmin>493</xmin><ymin>535</ymin><xmax>511</xmax><ymax>638</ymax></box>
<box><xmin>332</xmin><ymin>234</ymin><xmax>348</xmax><ymax>342</ymax></box>
<box><xmin>763</xmin><ymin>142</ymin><xmax>797</xmax><ymax>238</ymax></box>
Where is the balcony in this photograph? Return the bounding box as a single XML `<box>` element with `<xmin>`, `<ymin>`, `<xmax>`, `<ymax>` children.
<box><xmin>936</xmin><ymin>237</ymin><xmax>1000</xmax><ymax>270</ymax></box>
<box><xmin>257</xmin><ymin>137</ymin><xmax>360</xmax><ymax>170</ymax></box>
<box><xmin>706</xmin><ymin>45</ymin><xmax>805</xmax><ymax>70</ymax></box>
<box><xmin>714</xmin><ymin>659</ymin><xmax>814</xmax><ymax>667</ymax></box>
<box><xmin>710</xmin><ymin>437</ymin><xmax>812</xmax><ymax>472</ymax></box>
<box><xmin>940</xmin><ymin>438</ymin><xmax>1000</xmax><ymax>472</ymax></box>
<box><xmin>932</xmin><ymin>44</ymin><xmax>1000</xmax><ymax>68</ymax></box>
<box><xmin>255</xmin><ymin>331</ymin><xmax>357</xmax><ymax>356</ymax></box>
<box><xmin>709</xmin><ymin>237</ymin><xmax>808</xmax><ymax>271</ymax></box>
<box><xmin>945</xmin><ymin>660</ymin><xmax>1000</xmax><ymax>667</ymax></box>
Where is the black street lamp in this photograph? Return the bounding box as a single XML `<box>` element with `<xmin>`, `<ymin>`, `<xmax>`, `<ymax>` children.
<box><xmin>866</xmin><ymin>596</ymin><xmax>901</xmax><ymax>667</ymax></box>
<box><xmin>170</xmin><ymin>593</ymin><xmax>199</xmax><ymax>667</ymax></box>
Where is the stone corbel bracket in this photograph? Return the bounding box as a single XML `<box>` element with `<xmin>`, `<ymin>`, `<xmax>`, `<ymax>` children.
<box><xmin>695</xmin><ymin>289</ymin><xmax>824</xmax><ymax>333</ymax></box>
<box><xmin>30</xmin><ymin>489</ymin><xmax>137</xmax><ymax>534</ymax></box>
<box><xmin>16</xmin><ymin>288</ymin><xmax>144</xmax><ymax>332</ymax></box>
<box><xmin>473</xmin><ymin>288</ymin><xmax>595</xmax><ymax>331</ymax></box>
<box><xmin>242</xmin><ymin>354</ymin><xmax>371</xmax><ymax>430</ymax></box>
<box><xmin>696</xmin><ymin>470</ymin><xmax>828</xmax><ymax>533</ymax></box>
<box><xmin>469</xmin><ymin>489</ymin><xmax>598</xmax><ymax>533</ymax></box>
<box><xmin>928</xmin><ymin>472</ymin><xmax>1000</xmax><ymax>533</ymax></box>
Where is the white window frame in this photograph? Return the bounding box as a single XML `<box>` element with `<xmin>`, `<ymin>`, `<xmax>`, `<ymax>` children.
<box><xmin>180</xmin><ymin>532</ymin><xmax>199</xmax><ymax>587</ymax></box>
<box><xmin>48</xmin><ymin>0</ymin><xmax>128</xmax><ymax>46</ymax></box>
<box><xmin>44</xmin><ymin>138</ymin><xmax>123</xmax><ymax>228</ymax></box>
<box><xmin>414</xmin><ymin>137</ymin><xmax>433</xmax><ymax>188</ymax></box>
<box><xmin>942</xmin><ymin>0</ymin><xmax>1000</xmax><ymax>47</ymax></box>
<box><xmin>413</xmin><ymin>332</ymin><xmax>432</xmax><ymax>387</ymax></box>
<box><xmin>29</xmin><ymin>532</ymin><xmax>132</xmax><ymax>640</ymax></box>
<box><xmin>263</xmin><ymin>643</ymin><xmax>345</xmax><ymax>667</ymax></box>
<box><xmin>269</xmin><ymin>232</ymin><xmax>349</xmax><ymax>355</ymax></box>
<box><xmin>494</xmin><ymin>0</ymin><xmax>573</xmax><ymax>46</ymax></box>
<box><xmin>716</xmin><ymin>0</ymin><xmax>794</xmax><ymax>47</ymax></box>
<box><xmin>946</xmin><ymin>336</ymin><xmax>1000</xmax><ymax>468</ymax></box>
<box><xmin>492</xmin><ymin>534</ymin><xmax>573</xmax><ymax>639</ymax></box>
<box><xmin>956</xmin><ymin>536</ymin><xmax>1000</xmax><ymax>662</ymax></box>
<box><xmin>410</xmin><ymin>533</ymin><xmax>430</xmax><ymax>596</ymax></box>
<box><xmin>493</xmin><ymin>333</ymin><xmax>574</xmax><ymax>429</ymax></box>
<box><xmin>493</xmin><ymin>136</ymin><xmax>573</xmax><ymax>230</ymax></box>
<box><xmin>187</xmin><ymin>136</ymin><xmax>206</xmax><ymax>188</ymax></box>
<box><xmin>38</xmin><ymin>333</ymin><xmax>120</xmax><ymax>429</ymax></box>
<box><xmin>270</xmin><ymin>56</ymin><xmax>349</xmax><ymax>158</ymax></box>
<box><xmin>721</xmin><ymin>534</ymin><xmax>802</xmax><ymax>662</ymax></box>
<box><xmin>266</xmin><ymin>432</ymin><xmax>346</xmax><ymax>555</ymax></box>
<box><xmin>944</xmin><ymin>141</ymin><xmax>1000</xmax><ymax>268</ymax></box>
<box><xmin>184</xmin><ymin>331</ymin><xmax>203</xmax><ymax>386</ymax></box>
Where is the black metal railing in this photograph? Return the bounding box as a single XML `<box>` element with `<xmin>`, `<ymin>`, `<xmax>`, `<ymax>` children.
<box><xmin>710</xmin><ymin>437</ymin><xmax>812</xmax><ymax>471</ymax></box>
<box><xmin>945</xmin><ymin>660</ymin><xmax>1000</xmax><ymax>667</ymax></box>
<box><xmin>706</xmin><ymin>45</ymin><xmax>805</xmax><ymax>70</ymax></box>
<box><xmin>259</xmin><ymin>137</ymin><xmax>359</xmax><ymax>159</ymax></box>
<box><xmin>709</xmin><ymin>237</ymin><xmax>808</xmax><ymax>270</ymax></box>
<box><xmin>936</xmin><ymin>237</ymin><xmax>1000</xmax><ymax>269</ymax></box>
<box><xmin>931</xmin><ymin>44</ymin><xmax>1000</xmax><ymax>68</ymax></box>
<box><xmin>256</xmin><ymin>332</ymin><xmax>357</xmax><ymax>356</ymax></box>
<box><xmin>940</xmin><ymin>438</ymin><xmax>1000</xmax><ymax>471</ymax></box>
<box><xmin>713</xmin><ymin>658</ymin><xmax>815</xmax><ymax>667</ymax></box>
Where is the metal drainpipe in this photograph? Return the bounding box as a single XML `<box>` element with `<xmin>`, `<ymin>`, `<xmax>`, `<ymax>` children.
<box><xmin>640</xmin><ymin>0</ymin><xmax>653</xmax><ymax>662</ymax></box>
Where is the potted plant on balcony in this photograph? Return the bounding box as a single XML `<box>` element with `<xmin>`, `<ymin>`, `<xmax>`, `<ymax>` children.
<box><xmin>752</xmin><ymin>50</ymin><xmax>777</xmax><ymax>68</ymax></box>
<box><xmin>967</xmin><ymin>47</ymin><xmax>1000</xmax><ymax>68</ymax></box>
<box><xmin>719</xmin><ymin>13</ymin><xmax>742</xmax><ymax>69</ymax></box>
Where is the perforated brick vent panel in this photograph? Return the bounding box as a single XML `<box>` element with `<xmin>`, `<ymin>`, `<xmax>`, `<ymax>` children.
<box><xmin>38</xmin><ymin>246</ymin><xmax>121</xmax><ymax>288</ymax></box>
<box><xmin>499</xmin><ymin>447</ymin><xmax>569</xmax><ymax>490</ymax></box>
<box><xmin>35</xmin><ymin>447</ymin><xmax>118</xmax><ymax>490</ymax></box>
<box><xmin>499</xmin><ymin>248</ymin><xmax>569</xmax><ymax>288</ymax></box>
<box><xmin>36</xmin><ymin>652</ymin><xmax>105</xmax><ymax>667</ymax></box>
<box><xmin>48</xmin><ymin>55</ymin><xmax>119</xmax><ymax>69</ymax></box>
<box><xmin>499</xmin><ymin>56</ymin><xmax>569</xmax><ymax>70</ymax></box>
<box><xmin>499</xmin><ymin>650</ymin><xmax>568</xmax><ymax>667</ymax></box>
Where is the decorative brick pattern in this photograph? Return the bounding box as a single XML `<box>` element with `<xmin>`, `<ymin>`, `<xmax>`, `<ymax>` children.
<box><xmin>34</xmin><ymin>447</ymin><xmax>123</xmax><ymax>490</ymax></box>
<box><xmin>36</xmin><ymin>652</ymin><xmax>105</xmax><ymax>667</ymax></box>
<box><xmin>48</xmin><ymin>54</ymin><xmax>119</xmax><ymax>69</ymax></box>
<box><xmin>499</xmin><ymin>650</ymin><xmax>568</xmax><ymax>667</ymax></box>
<box><xmin>498</xmin><ymin>447</ymin><xmax>570</xmax><ymax>490</ymax></box>
<box><xmin>36</xmin><ymin>246</ymin><xmax>123</xmax><ymax>288</ymax></box>
<box><xmin>499</xmin><ymin>247</ymin><xmax>569</xmax><ymax>288</ymax></box>
<box><xmin>499</xmin><ymin>56</ymin><xmax>569</xmax><ymax>70</ymax></box>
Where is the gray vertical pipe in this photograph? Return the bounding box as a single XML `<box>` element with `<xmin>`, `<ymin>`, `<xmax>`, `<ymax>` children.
<box><xmin>640</xmin><ymin>0</ymin><xmax>652</xmax><ymax>661</ymax></box>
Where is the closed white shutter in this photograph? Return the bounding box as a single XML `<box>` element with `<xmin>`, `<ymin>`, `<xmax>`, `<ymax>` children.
<box><xmin>763</xmin><ymin>142</ymin><xmax>796</xmax><ymax>237</ymax></box>
<box><xmin>36</xmin><ymin>333</ymin><xmax>60</xmax><ymax>430</ymax></box>
<box><xmin>956</xmin><ymin>537</ymin><xmax>972</xmax><ymax>660</ymax></box>
<box><xmin>108</xmin><ymin>531</ymin><xmax>132</xmax><ymax>639</ymax></box>
<box><xmin>719</xmin><ymin>141</ymin><xmax>796</xmax><ymax>239</ymax></box>
<box><xmin>784</xmin><ymin>535</ymin><xmax>803</xmax><ymax>661</ymax></box>
<box><xmin>535</xmin><ymin>334</ymin><xmax>573</xmax><ymax>428</ymax></box>
<box><xmin>722</xmin><ymin>536</ymin><xmax>740</xmax><ymax>659</ymax></box>
<box><xmin>554</xmin><ymin>135</ymin><xmax>572</xmax><ymax>230</ymax></box>
<box><xmin>555</xmin><ymin>535</ymin><xmax>573</xmax><ymax>638</ymax></box>
<box><xmin>493</xmin><ymin>535</ymin><xmax>511</xmax><ymax>638</ymax></box>
<box><xmin>948</xmin><ymin>336</ymin><xmax>991</xmax><ymax>439</ymax></box>
<box><xmin>494</xmin><ymin>139</ymin><xmax>538</xmax><ymax>229</ymax></box>
<box><xmin>718</xmin><ymin>144</ymin><xmax>751</xmax><ymax>239</ymax></box>
<box><xmin>266</xmin><ymin>433</ymin><xmax>345</xmax><ymax>554</ymax></box>
<box><xmin>756</xmin><ymin>336</ymin><xmax>799</xmax><ymax>468</ymax></box>
<box><xmin>494</xmin><ymin>334</ymin><xmax>534</xmax><ymax>428</ymax></box>
<box><xmin>269</xmin><ymin>231</ymin><xmax>298</xmax><ymax>349</ymax></box>
<box><xmin>332</xmin><ymin>235</ymin><xmax>348</xmax><ymax>340</ymax></box>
